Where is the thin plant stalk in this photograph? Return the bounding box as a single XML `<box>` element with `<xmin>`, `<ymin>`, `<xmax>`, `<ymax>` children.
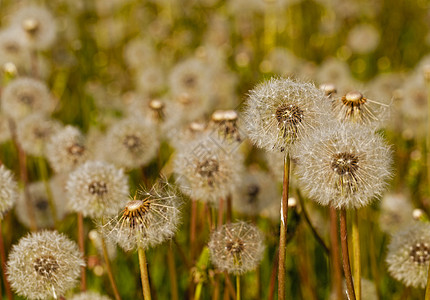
<box><xmin>268</xmin><ymin>247</ymin><xmax>278</xmax><ymax>300</ymax></box>
<box><xmin>138</xmin><ymin>246</ymin><xmax>152</xmax><ymax>300</ymax></box>
<box><xmin>340</xmin><ymin>209</ymin><xmax>356</xmax><ymax>300</ymax></box>
<box><xmin>167</xmin><ymin>243</ymin><xmax>179</xmax><ymax>300</ymax></box>
<box><xmin>0</xmin><ymin>220</ymin><xmax>12</xmax><ymax>300</ymax></box>
<box><xmin>101</xmin><ymin>236</ymin><xmax>121</xmax><ymax>300</ymax></box>
<box><xmin>296</xmin><ymin>189</ymin><xmax>330</xmax><ymax>255</ymax></box>
<box><xmin>425</xmin><ymin>263</ymin><xmax>430</xmax><ymax>300</ymax></box>
<box><xmin>226</xmin><ymin>194</ymin><xmax>232</xmax><ymax>223</ymax></box>
<box><xmin>218</xmin><ymin>197</ymin><xmax>224</xmax><ymax>228</ymax></box>
<box><xmin>352</xmin><ymin>210</ymin><xmax>361</xmax><ymax>300</ymax></box>
<box><xmin>37</xmin><ymin>157</ymin><xmax>58</xmax><ymax>227</ymax></box>
<box><xmin>278</xmin><ymin>154</ymin><xmax>290</xmax><ymax>300</ymax></box>
<box><xmin>236</xmin><ymin>275</ymin><xmax>240</xmax><ymax>300</ymax></box>
<box><xmin>9</xmin><ymin>119</ymin><xmax>37</xmax><ymax>231</ymax></box>
<box><xmin>190</xmin><ymin>199</ymin><xmax>198</xmax><ymax>262</ymax></box>
<box><xmin>223</xmin><ymin>272</ymin><xmax>236</xmax><ymax>300</ymax></box>
<box><xmin>330</xmin><ymin>207</ymin><xmax>343</xmax><ymax>300</ymax></box>
<box><xmin>77</xmin><ymin>213</ymin><xmax>86</xmax><ymax>291</ymax></box>
<box><xmin>194</xmin><ymin>282</ymin><xmax>202</xmax><ymax>300</ymax></box>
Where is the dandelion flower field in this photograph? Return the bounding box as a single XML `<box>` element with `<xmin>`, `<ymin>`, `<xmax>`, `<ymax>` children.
<box><xmin>0</xmin><ymin>0</ymin><xmax>429</xmax><ymax>299</ymax></box>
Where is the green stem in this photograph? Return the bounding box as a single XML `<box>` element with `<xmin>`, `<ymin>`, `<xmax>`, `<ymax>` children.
<box><xmin>194</xmin><ymin>282</ymin><xmax>202</xmax><ymax>300</ymax></box>
<box><xmin>138</xmin><ymin>247</ymin><xmax>152</xmax><ymax>300</ymax></box>
<box><xmin>236</xmin><ymin>275</ymin><xmax>240</xmax><ymax>300</ymax></box>
<box><xmin>352</xmin><ymin>210</ymin><xmax>361</xmax><ymax>300</ymax></box>
<box><xmin>278</xmin><ymin>154</ymin><xmax>290</xmax><ymax>300</ymax></box>
<box><xmin>340</xmin><ymin>209</ymin><xmax>356</xmax><ymax>300</ymax></box>
<box><xmin>38</xmin><ymin>157</ymin><xmax>58</xmax><ymax>228</ymax></box>
<box><xmin>167</xmin><ymin>244</ymin><xmax>179</xmax><ymax>300</ymax></box>
<box><xmin>101</xmin><ymin>236</ymin><xmax>121</xmax><ymax>300</ymax></box>
<box><xmin>0</xmin><ymin>220</ymin><xmax>12</xmax><ymax>300</ymax></box>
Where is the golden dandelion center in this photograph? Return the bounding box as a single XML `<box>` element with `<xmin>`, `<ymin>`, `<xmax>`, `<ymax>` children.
<box><xmin>341</xmin><ymin>91</ymin><xmax>367</xmax><ymax>108</ymax></box>
<box><xmin>67</xmin><ymin>143</ymin><xmax>85</xmax><ymax>157</ymax></box>
<box><xmin>331</xmin><ymin>152</ymin><xmax>359</xmax><ymax>176</ymax></box>
<box><xmin>410</xmin><ymin>242</ymin><xmax>430</xmax><ymax>264</ymax></box>
<box><xmin>88</xmin><ymin>181</ymin><xmax>108</xmax><ymax>196</ymax></box>
<box><xmin>122</xmin><ymin>200</ymin><xmax>151</xmax><ymax>229</ymax></box>
<box><xmin>275</xmin><ymin>104</ymin><xmax>303</xmax><ymax>127</ymax></box>
<box><xmin>226</xmin><ymin>239</ymin><xmax>245</xmax><ymax>254</ymax></box>
<box><xmin>33</xmin><ymin>255</ymin><xmax>59</xmax><ymax>278</ymax></box>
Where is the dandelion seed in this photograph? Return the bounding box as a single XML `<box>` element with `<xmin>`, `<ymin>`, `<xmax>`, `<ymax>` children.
<box><xmin>293</xmin><ymin>122</ymin><xmax>391</xmax><ymax>209</ymax></box>
<box><xmin>7</xmin><ymin>231</ymin><xmax>84</xmax><ymax>300</ymax></box>
<box><xmin>208</xmin><ymin>221</ymin><xmax>265</xmax><ymax>275</ymax></box>
<box><xmin>242</xmin><ymin>77</ymin><xmax>332</xmax><ymax>153</ymax></box>
<box><xmin>66</xmin><ymin>161</ymin><xmax>129</xmax><ymax>219</ymax></box>
<box><xmin>105</xmin><ymin>180</ymin><xmax>181</xmax><ymax>251</ymax></box>
<box><xmin>46</xmin><ymin>125</ymin><xmax>88</xmax><ymax>173</ymax></box>
<box><xmin>386</xmin><ymin>222</ymin><xmax>430</xmax><ymax>288</ymax></box>
<box><xmin>1</xmin><ymin>77</ymin><xmax>55</xmax><ymax>121</ymax></box>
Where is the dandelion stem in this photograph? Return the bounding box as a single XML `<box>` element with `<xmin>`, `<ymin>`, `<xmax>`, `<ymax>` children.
<box><xmin>9</xmin><ymin>119</ymin><xmax>37</xmax><ymax>231</ymax></box>
<box><xmin>352</xmin><ymin>210</ymin><xmax>361</xmax><ymax>300</ymax></box>
<box><xmin>194</xmin><ymin>282</ymin><xmax>202</xmax><ymax>300</ymax></box>
<box><xmin>101</xmin><ymin>236</ymin><xmax>121</xmax><ymax>300</ymax></box>
<box><xmin>0</xmin><ymin>220</ymin><xmax>12</xmax><ymax>300</ymax></box>
<box><xmin>223</xmin><ymin>271</ymin><xmax>236</xmax><ymax>299</ymax></box>
<box><xmin>425</xmin><ymin>262</ymin><xmax>430</xmax><ymax>300</ymax></box>
<box><xmin>330</xmin><ymin>207</ymin><xmax>343</xmax><ymax>300</ymax></box>
<box><xmin>296</xmin><ymin>189</ymin><xmax>330</xmax><ymax>255</ymax></box>
<box><xmin>268</xmin><ymin>247</ymin><xmax>278</xmax><ymax>300</ymax></box>
<box><xmin>138</xmin><ymin>246</ymin><xmax>152</xmax><ymax>300</ymax></box>
<box><xmin>226</xmin><ymin>194</ymin><xmax>232</xmax><ymax>223</ymax></box>
<box><xmin>167</xmin><ymin>243</ymin><xmax>179</xmax><ymax>300</ymax></box>
<box><xmin>218</xmin><ymin>197</ymin><xmax>224</xmax><ymax>228</ymax></box>
<box><xmin>340</xmin><ymin>209</ymin><xmax>356</xmax><ymax>300</ymax></box>
<box><xmin>236</xmin><ymin>275</ymin><xmax>241</xmax><ymax>300</ymax></box>
<box><xmin>38</xmin><ymin>157</ymin><xmax>58</xmax><ymax>228</ymax></box>
<box><xmin>190</xmin><ymin>199</ymin><xmax>198</xmax><ymax>263</ymax></box>
<box><xmin>278</xmin><ymin>154</ymin><xmax>290</xmax><ymax>300</ymax></box>
<box><xmin>77</xmin><ymin>213</ymin><xmax>86</xmax><ymax>291</ymax></box>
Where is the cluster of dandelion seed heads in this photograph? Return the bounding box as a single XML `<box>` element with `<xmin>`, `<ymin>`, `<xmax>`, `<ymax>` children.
<box><xmin>104</xmin><ymin>118</ymin><xmax>159</xmax><ymax>169</ymax></box>
<box><xmin>16</xmin><ymin>113</ymin><xmax>62</xmax><ymax>157</ymax></box>
<box><xmin>105</xmin><ymin>181</ymin><xmax>181</xmax><ymax>251</ymax></box>
<box><xmin>1</xmin><ymin>77</ymin><xmax>55</xmax><ymax>120</ymax></box>
<box><xmin>208</xmin><ymin>222</ymin><xmax>265</xmax><ymax>275</ymax></box>
<box><xmin>66</xmin><ymin>161</ymin><xmax>129</xmax><ymax>219</ymax></box>
<box><xmin>0</xmin><ymin>165</ymin><xmax>18</xmax><ymax>219</ymax></box>
<box><xmin>46</xmin><ymin>125</ymin><xmax>88</xmax><ymax>173</ymax></box>
<box><xmin>7</xmin><ymin>231</ymin><xmax>84</xmax><ymax>300</ymax></box>
<box><xmin>293</xmin><ymin>122</ymin><xmax>391</xmax><ymax>209</ymax></box>
<box><xmin>386</xmin><ymin>222</ymin><xmax>430</xmax><ymax>288</ymax></box>
<box><xmin>242</xmin><ymin>77</ymin><xmax>332</xmax><ymax>153</ymax></box>
<box><xmin>69</xmin><ymin>291</ymin><xmax>112</xmax><ymax>300</ymax></box>
<box><xmin>174</xmin><ymin>135</ymin><xmax>243</xmax><ymax>203</ymax></box>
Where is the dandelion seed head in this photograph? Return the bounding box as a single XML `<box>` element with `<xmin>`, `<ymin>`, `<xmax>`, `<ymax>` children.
<box><xmin>46</xmin><ymin>126</ymin><xmax>88</xmax><ymax>173</ymax></box>
<box><xmin>242</xmin><ymin>77</ymin><xmax>332</xmax><ymax>153</ymax></box>
<box><xmin>1</xmin><ymin>77</ymin><xmax>55</xmax><ymax>121</ymax></box>
<box><xmin>379</xmin><ymin>193</ymin><xmax>413</xmax><ymax>234</ymax></box>
<box><xmin>10</xmin><ymin>5</ymin><xmax>57</xmax><ymax>50</ymax></box>
<box><xmin>16</xmin><ymin>177</ymin><xmax>68</xmax><ymax>229</ymax></box>
<box><xmin>208</xmin><ymin>222</ymin><xmax>265</xmax><ymax>275</ymax></box>
<box><xmin>386</xmin><ymin>222</ymin><xmax>430</xmax><ymax>288</ymax></box>
<box><xmin>319</xmin><ymin>83</ymin><xmax>337</xmax><ymax>97</ymax></box>
<box><xmin>347</xmin><ymin>23</ymin><xmax>380</xmax><ymax>54</ymax></box>
<box><xmin>105</xmin><ymin>181</ymin><xmax>181</xmax><ymax>251</ymax></box>
<box><xmin>0</xmin><ymin>27</ymin><xmax>29</xmax><ymax>68</ymax></box>
<box><xmin>104</xmin><ymin>118</ymin><xmax>159</xmax><ymax>169</ymax></box>
<box><xmin>0</xmin><ymin>165</ymin><xmax>17</xmax><ymax>219</ymax></box>
<box><xmin>66</xmin><ymin>161</ymin><xmax>129</xmax><ymax>219</ymax></box>
<box><xmin>293</xmin><ymin>122</ymin><xmax>391</xmax><ymax>209</ymax></box>
<box><xmin>16</xmin><ymin>113</ymin><xmax>62</xmax><ymax>157</ymax></box>
<box><xmin>7</xmin><ymin>231</ymin><xmax>84</xmax><ymax>300</ymax></box>
<box><xmin>174</xmin><ymin>135</ymin><xmax>243</xmax><ymax>203</ymax></box>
